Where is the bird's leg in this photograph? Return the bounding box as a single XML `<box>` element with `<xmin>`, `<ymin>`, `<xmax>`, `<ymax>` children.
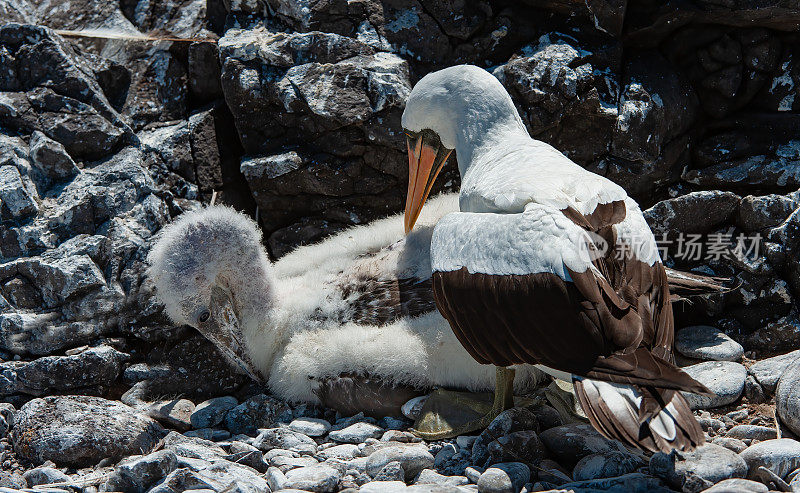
<box><xmin>412</xmin><ymin>366</ymin><xmax>516</xmax><ymax>440</ymax></box>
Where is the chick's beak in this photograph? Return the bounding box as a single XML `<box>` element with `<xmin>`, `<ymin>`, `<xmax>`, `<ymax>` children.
<box><xmin>205</xmin><ymin>285</ymin><xmax>266</xmax><ymax>384</ymax></box>
<box><xmin>404</xmin><ymin>132</ymin><xmax>452</xmax><ymax>234</ymax></box>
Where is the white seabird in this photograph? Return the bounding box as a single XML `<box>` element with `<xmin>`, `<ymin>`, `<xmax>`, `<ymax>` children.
<box><xmin>401</xmin><ymin>64</ymin><xmax>711</xmax><ymax>452</ymax></box>
<box><xmin>146</xmin><ymin>195</ymin><xmax>545</xmax><ymax>417</ymax></box>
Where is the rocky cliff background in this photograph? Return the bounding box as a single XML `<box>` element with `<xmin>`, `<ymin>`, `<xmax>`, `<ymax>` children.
<box><xmin>0</xmin><ymin>0</ymin><xmax>800</xmax><ymax>491</ymax></box>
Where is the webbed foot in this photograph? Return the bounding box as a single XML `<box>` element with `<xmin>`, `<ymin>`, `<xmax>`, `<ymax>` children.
<box><xmin>412</xmin><ymin>367</ymin><xmax>516</xmax><ymax>440</ymax></box>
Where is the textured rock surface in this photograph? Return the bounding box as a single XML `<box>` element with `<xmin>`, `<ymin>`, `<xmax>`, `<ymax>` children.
<box><xmin>13</xmin><ymin>396</ymin><xmax>164</xmax><ymax>467</ymax></box>
<box><xmin>675</xmin><ymin>325</ymin><xmax>744</xmax><ymax>362</ymax></box>
<box><xmin>0</xmin><ymin>0</ymin><xmax>799</xmax><ymax>489</ymax></box>
<box><xmin>740</xmin><ymin>439</ymin><xmax>800</xmax><ymax>480</ymax></box>
<box><xmin>681</xmin><ymin>361</ymin><xmax>747</xmax><ymax>409</ymax></box>
<box><xmin>650</xmin><ymin>443</ymin><xmax>748</xmax><ymax>490</ymax></box>
<box><xmin>775</xmin><ymin>356</ymin><xmax>800</xmax><ymax>436</ymax></box>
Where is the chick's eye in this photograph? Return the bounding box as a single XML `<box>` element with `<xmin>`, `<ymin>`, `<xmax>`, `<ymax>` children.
<box><xmin>198</xmin><ymin>310</ymin><xmax>210</xmax><ymax>323</ymax></box>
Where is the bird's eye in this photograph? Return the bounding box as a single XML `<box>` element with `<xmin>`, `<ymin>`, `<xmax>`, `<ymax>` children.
<box><xmin>198</xmin><ymin>310</ymin><xmax>210</xmax><ymax>323</ymax></box>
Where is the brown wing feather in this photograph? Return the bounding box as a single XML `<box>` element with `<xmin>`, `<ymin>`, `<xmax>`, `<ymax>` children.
<box><xmin>336</xmin><ymin>277</ymin><xmax>437</xmax><ymax>326</ymax></box>
<box><xmin>431</xmin><ymin>200</ymin><xmax>709</xmax><ymax>452</ymax></box>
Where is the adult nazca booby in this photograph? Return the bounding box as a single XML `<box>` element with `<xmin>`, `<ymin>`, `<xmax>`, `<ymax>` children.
<box><xmin>402</xmin><ymin>65</ymin><xmax>711</xmax><ymax>452</ymax></box>
<box><xmin>146</xmin><ymin>195</ymin><xmax>546</xmax><ymax>417</ymax></box>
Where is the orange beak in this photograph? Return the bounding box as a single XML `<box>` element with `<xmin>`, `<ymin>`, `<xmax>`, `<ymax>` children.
<box><xmin>404</xmin><ymin>133</ymin><xmax>453</xmax><ymax>233</ymax></box>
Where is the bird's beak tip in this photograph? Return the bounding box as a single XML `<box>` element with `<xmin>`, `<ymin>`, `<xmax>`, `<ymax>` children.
<box><xmin>404</xmin><ymin>133</ymin><xmax>450</xmax><ymax>234</ymax></box>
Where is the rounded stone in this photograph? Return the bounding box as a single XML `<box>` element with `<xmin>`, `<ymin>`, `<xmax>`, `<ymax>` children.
<box><xmin>329</xmin><ymin>422</ymin><xmax>384</xmax><ymax>444</ymax></box>
<box><xmin>776</xmin><ymin>356</ymin><xmax>800</xmax><ymax>436</ymax></box>
<box><xmin>289</xmin><ymin>417</ymin><xmax>332</xmax><ymax>437</ymax></box>
<box><xmin>701</xmin><ymin>478</ymin><xmax>768</xmax><ymax>493</ymax></box>
<box><xmin>572</xmin><ymin>451</ymin><xmax>645</xmax><ymax>481</ymax></box>
<box><xmin>675</xmin><ymin>325</ymin><xmax>744</xmax><ymax>362</ymax></box>
<box><xmin>360</xmin><ymin>480</ymin><xmax>408</xmax><ymax>493</ymax></box>
<box><xmin>253</xmin><ymin>428</ymin><xmax>317</xmax><ymax>455</ymax></box>
<box><xmin>284</xmin><ymin>464</ymin><xmax>342</xmax><ymax>493</ymax></box>
<box><xmin>649</xmin><ymin>443</ymin><xmax>747</xmax><ymax>489</ymax></box>
<box><xmin>317</xmin><ymin>444</ymin><xmax>361</xmax><ymax>461</ymax></box>
<box><xmin>740</xmin><ymin>439</ymin><xmax>800</xmax><ymax>480</ymax></box>
<box><xmin>539</xmin><ymin>423</ymin><xmax>629</xmax><ymax>466</ymax></box>
<box><xmin>680</xmin><ymin>361</ymin><xmax>747</xmax><ymax>409</ymax></box>
<box><xmin>190</xmin><ymin>396</ymin><xmax>238</xmax><ymax>429</ymax></box>
<box><xmin>373</xmin><ymin>460</ymin><xmax>405</xmax><ymax>482</ymax></box>
<box><xmin>725</xmin><ymin>425</ymin><xmax>777</xmax><ymax>441</ymax></box>
<box><xmin>365</xmin><ymin>445</ymin><xmax>434</xmax><ymax>479</ymax></box>
<box><xmin>12</xmin><ymin>396</ymin><xmax>164</xmax><ymax>467</ymax></box>
<box><xmin>712</xmin><ymin>437</ymin><xmax>748</xmax><ymax>453</ymax></box>
<box><xmin>147</xmin><ymin>398</ymin><xmax>195</xmax><ymax>431</ymax></box>
<box><xmin>476</xmin><ymin>462</ymin><xmax>530</xmax><ymax>493</ymax></box>
<box><xmin>23</xmin><ymin>466</ymin><xmax>70</xmax><ymax>486</ymax></box>
<box><xmin>749</xmin><ymin>350</ymin><xmax>800</xmax><ymax>392</ymax></box>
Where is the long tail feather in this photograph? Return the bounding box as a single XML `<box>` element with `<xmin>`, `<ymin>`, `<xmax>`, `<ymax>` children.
<box><xmin>664</xmin><ymin>267</ymin><xmax>735</xmax><ymax>301</ymax></box>
<box><xmin>574</xmin><ymin>378</ymin><xmax>705</xmax><ymax>453</ymax></box>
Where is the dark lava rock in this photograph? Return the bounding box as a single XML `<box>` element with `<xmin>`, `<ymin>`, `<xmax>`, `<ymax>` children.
<box><xmin>539</xmin><ymin>422</ymin><xmax>630</xmax><ymax>467</ymax></box>
<box><xmin>471</xmin><ymin>407</ymin><xmax>539</xmax><ymax>467</ymax></box>
<box><xmin>644</xmin><ymin>191</ymin><xmax>741</xmax><ymax>240</ymax></box>
<box><xmin>121</xmin><ymin>334</ymin><xmax>247</xmax><ymax>402</ymax></box>
<box><xmin>0</xmin><ymin>345</ymin><xmax>127</xmax><ymax>396</ymax></box>
<box><xmin>572</xmin><ymin>450</ymin><xmax>645</xmax><ymax>482</ymax></box>
<box><xmin>737</xmin><ymin>193</ymin><xmax>799</xmax><ymax>233</ymax></box>
<box><xmin>225</xmin><ymin>393</ymin><xmax>293</xmax><ymax>436</ymax></box>
<box><xmin>101</xmin><ymin>450</ymin><xmax>178</xmax><ymax>492</ymax></box>
<box><xmin>13</xmin><ymin>395</ymin><xmax>165</xmax><ymax>467</ymax></box>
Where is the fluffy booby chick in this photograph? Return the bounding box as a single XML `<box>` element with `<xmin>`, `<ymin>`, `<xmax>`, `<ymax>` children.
<box><xmin>147</xmin><ymin>194</ymin><xmax>544</xmax><ymax>416</ymax></box>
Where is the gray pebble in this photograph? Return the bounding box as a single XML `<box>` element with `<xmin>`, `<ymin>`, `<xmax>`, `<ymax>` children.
<box><xmin>464</xmin><ymin>466</ymin><xmax>483</xmax><ymax>484</ymax></box>
<box><xmin>190</xmin><ymin>396</ymin><xmax>238</xmax><ymax>429</ymax></box>
<box><xmin>226</xmin><ymin>441</ymin><xmax>268</xmax><ymax>473</ymax></box>
<box><xmin>184</xmin><ymin>428</ymin><xmax>230</xmax><ymax>441</ymax></box>
<box><xmin>712</xmin><ymin>436</ymin><xmax>748</xmax><ymax>453</ymax></box>
<box><xmin>101</xmin><ymin>450</ymin><xmax>177</xmax><ymax>492</ymax></box>
<box><xmin>776</xmin><ymin>356</ymin><xmax>800</xmax><ymax>436</ymax></box>
<box><xmin>415</xmin><ymin>469</ymin><xmax>468</xmax><ymax>486</ymax></box>
<box><xmin>329</xmin><ymin>422</ymin><xmax>384</xmax><ymax>444</ymax></box>
<box><xmin>739</xmin><ymin>439</ymin><xmax>800</xmax><ymax>480</ymax></box>
<box><xmin>725</xmin><ymin>425</ymin><xmax>777</xmax><ymax>441</ymax></box>
<box><xmin>476</xmin><ymin>462</ymin><xmax>529</xmax><ymax>493</ymax></box>
<box><xmin>253</xmin><ymin>428</ymin><xmax>317</xmax><ymax>455</ymax></box>
<box><xmin>650</xmin><ymin>443</ymin><xmax>747</xmax><ymax>489</ymax></box>
<box><xmin>271</xmin><ymin>455</ymin><xmax>320</xmax><ymax>473</ymax></box>
<box><xmin>433</xmin><ymin>443</ymin><xmax>457</xmax><ymax>469</ymax></box>
<box><xmin>572</xmin><ymin>450</ymin><xmax>644</xmax><ymax>482</ymax></box>
<box><xmin>284</xmin><ymin>464</ymin><xmax>342</xmax><ymax>493</ymax></box>
<box><xmin>539</xmin><ymin>423</ymin><xmax>629</xmax><ymax>466</ymax></box>
<box><xmin>675</xmin><ymin>325</ymin><xmax>743</xmax><ymax>362</ymax></box>
<box><xmin>681</xmin><ymin>361</ymin><xmax>747</xmax><ymax>409</ymax></box>
<box><xmin>360</xmin><ymin>480</ymin><xmax>408</xmax><ymax>493</ymax></box>
<box><xmin>317</xmin><ymin>444</ymin><xmax>361</xmax><ymax>461</ymax></box>
<box><xmin>366</xmin><ymin>445</ymin><xmax>434</xmax><ymax>479</ymax></box>
<box><xmin>373</xmin><ymin>460</ymin><xmax>405</xmax><ymax>482</ymax></box>
<box><xmin>703</xmin><ymin>478</ymin><xmax>768</xmax><ymax>493</ymax></box>
<box><xmin>23</xmin><ymin>466</ymin><xmax>69</xmax><ymax>486</ymax></box>
<box><xmin>266</xmin><ymin>466</ymin><xmax>288</xmax><ymax>491</ymax></box>
<box><xmin>289</xmin><ymin>417</ymin><xmax>332</xmax><ymax>437</ymax></box>
<box><xmin>147</xmin><ymin>399</ymin><xmax>195</xmax><ymax>431</ymax></box>
<box><xmin>749</xmin><ymin>350</ymin><xmax>800</xmax><ymax>392</ymax></box>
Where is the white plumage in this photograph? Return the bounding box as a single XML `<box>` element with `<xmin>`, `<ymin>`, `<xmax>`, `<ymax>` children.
<box><xmin>401</xmin><ymin>64</ymin><xmax>707</xmax><ymax>452</ymax></box>
<box><xmin>147</xmin><ymin>193</ymin><xmax>543</xmax><ymax>409</ymax></box>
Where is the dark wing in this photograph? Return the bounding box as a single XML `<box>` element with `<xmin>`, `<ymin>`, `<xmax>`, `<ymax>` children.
<box><xmin>430</xmin><ymin>201</ymin><xmax>707</xmax><ymax>452</ymax></box>
<box><xmin>337</xmin><ymin>276</ymin><xmax>437</xmax><ymax>325</ymax></box>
